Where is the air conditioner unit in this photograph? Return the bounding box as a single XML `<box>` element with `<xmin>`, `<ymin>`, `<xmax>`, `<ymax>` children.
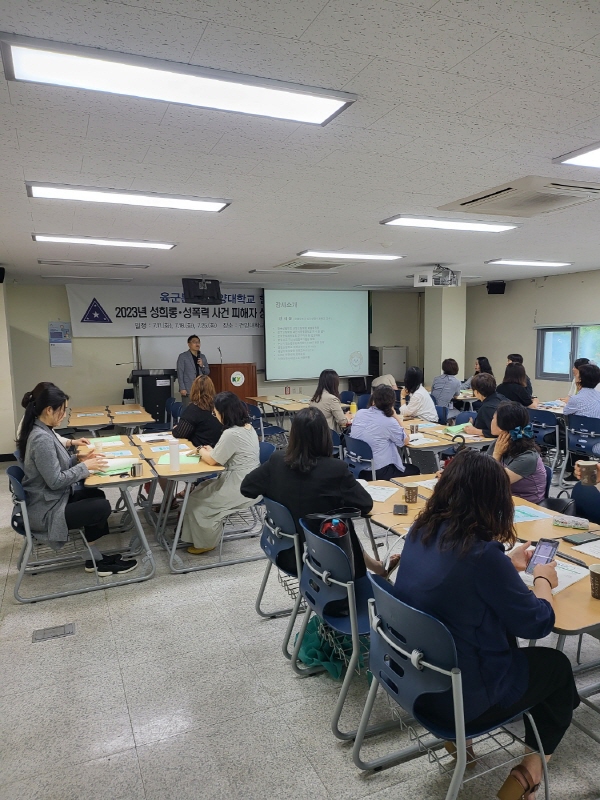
<box><xmin>438</xmin><ymin>175</ymin><xmax>600</xmax><ymax>218</ymax></box>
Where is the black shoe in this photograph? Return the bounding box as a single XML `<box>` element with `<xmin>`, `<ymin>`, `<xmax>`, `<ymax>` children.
<box><xmin>100</xmin><ymin>553</ymin><xmax>123</xmax><ymax>563</ymax></box>
<box><xmin>563</xmin><ymin>473</ymin><xmax>577</xmax><ymax>483</ymax></box>
<box><xmin>109</xmin><ymin>558</ymin><xmax>138</xmax><ymax>574</ymax></box>
<box><xmin>84</xmin><ymin>559</ymin><xmax>115</xmax><ymax>576</ymax></box>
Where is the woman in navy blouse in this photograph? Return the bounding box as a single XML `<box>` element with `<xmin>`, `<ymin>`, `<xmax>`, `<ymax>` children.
<box><xmin>393</xmin><ymin>449</ymin><xmax>579</xmax><ymax>800</ymax></box>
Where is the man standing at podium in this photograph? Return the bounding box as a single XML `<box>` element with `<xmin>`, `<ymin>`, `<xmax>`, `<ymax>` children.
<box><xmin>177</xmin><ymin>335</ymin><xmax>210</xmax><ymax>406</ymax></box>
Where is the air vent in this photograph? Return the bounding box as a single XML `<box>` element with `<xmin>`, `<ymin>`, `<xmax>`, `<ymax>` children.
<box><xmin>270</xmin><ymin>258</ymin><xmax>352</xmax><ymax>271</ymax></box>
<box><xmin>439</xmin><ymin>176</ymin><xmax>600</xmax><ymax>218</ymax></box>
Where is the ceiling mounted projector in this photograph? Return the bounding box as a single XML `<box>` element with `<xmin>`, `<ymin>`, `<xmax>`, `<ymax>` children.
<box><xmin>414</xmin><ymin>265</ymin><xmax>462</xmax><ymax>288</ymax></box>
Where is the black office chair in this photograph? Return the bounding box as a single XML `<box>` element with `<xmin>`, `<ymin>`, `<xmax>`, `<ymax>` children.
<box><xmin>538</xmin><ymin>465</ymin><xmax>575</xmax><ymax>515</ymax></box>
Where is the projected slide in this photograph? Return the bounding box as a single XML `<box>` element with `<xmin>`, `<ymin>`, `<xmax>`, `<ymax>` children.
<box><xmin>264</xmin><ymin>289</ymin><xmax>369</xmax><ymax>381</ymax></box>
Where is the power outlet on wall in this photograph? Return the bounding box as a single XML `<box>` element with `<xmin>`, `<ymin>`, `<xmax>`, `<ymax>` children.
<box><xmin>293</xmin><ymin>386</ymin><xmax>303</xmax><ymax>394</ymax></box>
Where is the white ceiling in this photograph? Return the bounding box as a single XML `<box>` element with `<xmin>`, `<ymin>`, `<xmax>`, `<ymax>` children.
<box><xmin>3</xmin><ymin>0</ymin><xmax>600</xmax><ymax>289</ymax></box>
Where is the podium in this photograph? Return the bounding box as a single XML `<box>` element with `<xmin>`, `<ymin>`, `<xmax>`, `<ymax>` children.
<box><xmin>128</xmin><ymin>369</ymin><xmax>177</xmax><ymax>422</ymax></box>
<box><xmin>209</xmin><ymin>363</ymin><xmax>257</xmax><ymax>402</ymax></box>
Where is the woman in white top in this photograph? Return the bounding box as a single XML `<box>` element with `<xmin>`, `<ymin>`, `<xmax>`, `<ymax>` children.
<box><xmin>398</xmin><ymin>367</ymin><xmax>438</xmax><ymax>422</ymax></box>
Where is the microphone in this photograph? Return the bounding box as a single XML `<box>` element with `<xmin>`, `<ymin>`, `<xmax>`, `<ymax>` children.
<box><xmin>218</xmin><ymin>346</ymin><xmax>223</xmax><ymax>364</ymax></box>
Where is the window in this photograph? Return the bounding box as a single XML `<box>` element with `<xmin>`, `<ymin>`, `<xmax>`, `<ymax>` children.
<box><xmin>536</xmin><ymin>325</ymin><xmax>600</xmax><ymax>380</ymax></box>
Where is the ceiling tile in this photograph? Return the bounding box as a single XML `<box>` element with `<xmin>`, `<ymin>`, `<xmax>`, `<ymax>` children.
<box><xmin>301</xmin><ymin>0</ymin><xmax>500</xmax><ymax>70</ymax></box>
<box><xmin>450</xmin><ymin>33</ymin><xmax>600</xmax><ymax>98</ymax></box>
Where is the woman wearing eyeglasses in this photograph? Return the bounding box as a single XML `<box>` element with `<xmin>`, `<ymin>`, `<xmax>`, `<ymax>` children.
<box><xmin>491</xmin><ymin>401</ymin><xmax>546</xmax><ymax>504</ymax></box>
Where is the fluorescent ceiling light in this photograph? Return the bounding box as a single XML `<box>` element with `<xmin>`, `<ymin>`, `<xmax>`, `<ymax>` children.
<box><xmin>1</xmin><ymin>34</ymin><xmax>355</xmax><ymax>125</ymax></box>
<box><xmin>33</xmin><ymin>234</ymin><xmax>175</xmax><ymax>249</ymax></box>
<box><xmin>382</xmin><ymin>215</ymin><xmax>517</xmax><ymax>233</ymax></box>
<box><xmin>27</xmin><ymin>183</ymin><xmax>229</xmax><ymax>212</ymax></box>
<box><xmin>249</xmin><ymin>269</ymin><xmax>339</xmax><ymax>274</ymax></box>
<box><xmin>41</xmin><ymin>275</ymin><xmax>132</xmax><ymax>281</ymax></box>
<box><xmin>38</xmin><ymin>259</ymin><xmax>149</xmax><ymax>269</ymax></box>
<box><xmin>299</xmin><ymin>250</ymin><xmax>403</xmax><ymax>260</ymax></box>
<box><xmin>485</xmin><ymin>259</ymin><xmax>571</xmax><ymax>267</ymax></box>
<box><xmin>554</xmin><ymin>143</ymin><xmax>600</xmax><ymax>168</ymax></box>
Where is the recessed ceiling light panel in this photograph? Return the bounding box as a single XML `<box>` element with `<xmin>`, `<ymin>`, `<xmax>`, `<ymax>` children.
<box><xmin>27</xmin><ymin>183</ymin><xmax>229</xmax><ymax>212</ymax></box>
<box><xmin>1</xmin><ymin>34</ymin><xmax>355</xmax><ymax>125</ymax></box>
<box><xmin>41</xmin><ymin>275</ymin><xmax>133</xmax><ymax>281</ymax></box>
<box><xmin>554</xmin><ymin>143</ymin><xmax>600</xmax><ymax>169</ymax></box>
<box><xmin>381</xmin><ymin>215</ymin><xmax>517</xmax><ymax>233</ymax></box>
<box><xmin>485</xmin><ymin>259</ymin><xmax>571</xmax><ymax>267</ymax></box>
<box><xmin>38</xmin><ymin>259</ymin><xmax>150</xmax><ymax>269</ymax></box>
<box><xmin>33</xmin><ymin>234</ymin><xmax>175</xmax><ymax>249</ymax></box>
<box><xmin>299</xmin><ymin>250</ymin><xmax>403</xmax><ymax>260</ymax></box>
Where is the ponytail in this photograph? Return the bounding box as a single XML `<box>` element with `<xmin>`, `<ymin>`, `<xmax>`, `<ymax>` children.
<box><xmin>20</xmin><ymin>381</ymin><xmax>57</xmax><ymax>410</ymax></box>
<box><xmin>17</xmin><ymin>385</ymin><xmax>69</xmax><ymax>460</ymax></box>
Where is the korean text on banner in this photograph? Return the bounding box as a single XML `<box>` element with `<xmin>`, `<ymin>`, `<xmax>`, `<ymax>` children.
<box><xmin>66</xmin><ymin>285</ymin><xmax>264</xmax><ymax>338</ymax></box>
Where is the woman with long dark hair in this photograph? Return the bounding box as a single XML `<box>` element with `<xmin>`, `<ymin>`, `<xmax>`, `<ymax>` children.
<box><xmin>241</xmin><ymin>406</ymin><xmax>398</xmax><ymax>577</ymax></box>
<box><xmin>491</xmin><ymin>401</ymin><xmax>546</xmax><ymax>503</ymax></box>
<box><xmin>17</xmin><ymin>385</ymin><xmax>137</xmax><ymax>575</ymax></box>
<box><xmin>350</xmin><ymin>385</ymin><xmax>420</xmax><ymax>480</ymax></box>
<box><xmin>393</xmin><ymin>449</ymin><xmax>578</xmax><ymax>800</ymax></box>
<box><xmin>462</xmin><ymin>356</ymin><xmax>493</xmax><ymax>390</ymax></box>
<box><xmin>398</xmin><ymin>366</ymin><xmax>437</xmax><ymax>422</ymax></box>
<box><xmin>497</xmin><ymin>363</ymin><xmax>538</xmax><ymax>408</ymax></box>
<box><xmin>182</xmin><ymin>392</ymin><xmax>260</xmax><ymax>554</ymax></box>
<box><xmin>17</xmin><ymin>382</ymin><xmax>91</xmax><ymax>450</ymax></box>
<box><xmin>310</xmin><ymin>369</ymin><xmax>352</xmax><ymax>433</ymax></box>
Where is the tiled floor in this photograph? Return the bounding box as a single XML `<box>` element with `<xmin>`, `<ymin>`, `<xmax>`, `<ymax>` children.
<box><xmin>1</xmin><ymin>463</ymin><xmax>600</xmax><ymax>800</ymax></box>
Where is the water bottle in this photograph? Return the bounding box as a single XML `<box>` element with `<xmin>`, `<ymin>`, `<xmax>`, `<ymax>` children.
<box><xmin>349</xmin><ymin>401</ymin><xmax>358</xmax><ymax>415</ymax></box>
<box><xmin>321</xmin><ymin>518</ymin><xmax>348</xmax><ymax>539</ymax></box>
<box><xmin>169</xmin><ymin>441</ymin><xmax>180</xmax><ymax>472</ymax></box>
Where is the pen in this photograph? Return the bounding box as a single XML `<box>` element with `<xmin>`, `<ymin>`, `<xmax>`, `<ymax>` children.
<box><xmin>556</xmin><ymin>551</ymin><xmax>588</xmax><ymax>568</ymax></box>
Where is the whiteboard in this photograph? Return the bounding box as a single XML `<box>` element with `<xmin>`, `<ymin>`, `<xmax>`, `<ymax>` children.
<box><xmin>138</xmin><ymin>334</ymin><xmax>265</xmax><ymax>371</ymax></box>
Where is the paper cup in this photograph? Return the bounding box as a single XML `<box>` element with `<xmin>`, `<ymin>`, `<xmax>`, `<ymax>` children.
<box><xmin>578</xmin><ymin>461</ymin><xmax>598</xmax><ymax>486</ymax></box>
<box><xmin>590</xmin><ymin>564</ymin><xmax>600</xmax><ymax>600</ymax></box>
<box><xmin>405</xmin><ymin>486</ymin><xmax>418</xmax><ymax>504</ymax></box>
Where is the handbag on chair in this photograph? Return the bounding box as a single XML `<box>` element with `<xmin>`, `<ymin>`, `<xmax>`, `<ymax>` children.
<box><xmin>304</xmin><ymin>507</ymin><xmax>361</xmax><ymax>579</ymax></box>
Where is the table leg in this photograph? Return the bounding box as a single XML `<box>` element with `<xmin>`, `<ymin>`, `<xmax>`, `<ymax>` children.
<box><xmin>117</xmin><ymin>485</ymin><xmax>156</xmax><ymax>582</ymax></box>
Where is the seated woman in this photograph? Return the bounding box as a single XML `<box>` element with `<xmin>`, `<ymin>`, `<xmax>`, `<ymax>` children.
<box><xmin>172</xmin><ymin>375</ymin><xmax>223</xmax><ymax>448</ymax></box>
<box><xmin>497</xmin><ymin>363</ymin><xmax>538</xmax><ymax>408</ymax></box>
<box><xmin>463</xmin><ymin>373</ymin><xmax>506</xmax><ymax>438</ymax></box>
<box><xmin>431</xmin><ymin>358</ymin><xmax>461</xmax><ymax>419</ymax></box>
<box><xmin>17</xmin><ymin>384</ymin><xmax>137</xmax><ymax>575</ymax></box>
<box><xmin>310</xmin><ymin>369</ymin><xmax>352</xmax><ymax>433</ymax></box>
<box><xmin>17</xmin><ymin>382</ymin><xmax>91</xmax><ymax>450</ymax></box>
<box><xmin>491</xmin><ymin>401</ymin><xmax>547</xmax><ymax>504</ymax></box>
<box><xmin>398</xmin><ymin>367</ymin><xmax>438</xmax><ymax>422</ymax></box>
<box><xmin>240</xmin><ymin>406</ymin><xmax>397</xmax><ymax>577</ymax></box>
<box><xmin>182</xmin><ymin>392</ymin><xmax>260</xmax><ymax>554</ymax></box>
<box><xmin>350</xmin><ymin>385</ymin><xmax>420</xmax><ymax>480</ymax></box>
<box><xmin>393</xmin><ymin>449</ymin><xmax>578</xmax><ymax>800</ymax></box>
<box><xmin>461</xmin><ymin>355</ymin><xmax>493</xmax><ymax>390</ymax></box>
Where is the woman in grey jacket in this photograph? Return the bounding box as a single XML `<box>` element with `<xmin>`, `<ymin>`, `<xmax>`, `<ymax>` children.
<box><xmin>16</xmin><ymin>385</ymin><xmax>137</xmax><ymax>576</ymax></box>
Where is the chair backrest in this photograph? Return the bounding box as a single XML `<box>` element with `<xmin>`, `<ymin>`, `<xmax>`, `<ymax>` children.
<box><xmin>343</xmin><ymin>435</ymin><xmax>376</xmax><ymax>480</ymax></box>
<box><xmin>259</xmin><ymin>441</ymin><xmax>275</xmax><ymax>464</ymax></box>
<box><xmin>246</xmin><ymin>403</ymin><xmax>262</xmax><ymax>420</ymax></box>
<box><xmin>260</xmin><ymin>497</ymin><xmax>298</xmax><ymax>568</ymax></box>
<box><xmin>298</xmin><ymin>523</ymin><xmax>356</xmax><ymax>616</ymax></box>
<box><xmin>357</xmin><ymin>394</ymin><xmax>371</xmax><ymax>410</ymax></box>
<box><xmin>368</xmin><ymin>574</ymin><xmax>458</xmax><ymax>729</ymax></box>
<box><xmin>340</xmin><ymin>390</ymin><xmax>354</xmax><ymax>405</ymax></box>
<box><xmin>544</xmin><ymin>465</ymin><xmax>552</xmax><ymax>498</ymax></box>
<box><xmin>331</xmin><ymin>429</ymin><xmax>342</xmax><ymax>458</ymax></box>
<box><xmin>572</xmin><ymin>481</ymin><xmax>600</xmax><ymax>524</ymax></box>
<box><xmin>435</xmin><ymin>405</ymin><xmax>448</xmax><ymax>425</ymax></box>
<box><xmin>528</xmin><ymin>408</ymin><xmax>559</xmax><ymax>446</ymax></box>
<box><xmin>565</xmin><ymin>414</ymin><xmax>600</xmax><ymax>458</ymax></box>
<box><xmin>13</xmin><ymin>449</ymin><xmax>24</xmax><ymax>466</ymax></box>
<box><xmin>7</xmin><ymin>465</ymin><xmax>26</xmax><ymax>501</ymax></box>
<box><xmin>165</xmin><ymin>396</ymin><xmax>175</xmax><ymax>422</ymax></box>
<box><xmin>454</xmin><ymin>410</ymin><xmax>475</xmax><ymax>425</ymax></box>
<box><xmin>171</xmin><ymin>401</ymin><xmax>183</xmax><ymax>424</ymax></box>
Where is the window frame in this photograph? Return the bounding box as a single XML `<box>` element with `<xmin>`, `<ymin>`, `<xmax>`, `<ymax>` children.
<box><xmin>535</xmin><ymin>327</ymin><xmax>574</xmax><ymax>381</ymax></box>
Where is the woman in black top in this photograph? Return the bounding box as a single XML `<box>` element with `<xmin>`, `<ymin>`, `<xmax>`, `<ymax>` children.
<box><xmin>497</xmin><ymin>363</ymin><xmax>539</xmax><ymax>409</ymax></box>
<box><xmin>172</xmin><ymin>375</ymin><xmax>223</xmax><ymax>447</ymax></box>
<box><xmin>241</xmin><ymin>406</ymin><xmax>398</xmax><ymax>577</ymax></box>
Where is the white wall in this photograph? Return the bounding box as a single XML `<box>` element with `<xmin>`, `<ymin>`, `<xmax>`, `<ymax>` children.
<box><xmin>465</xmin><ymin>270</ymin><xmax>600</xmax><ymax>397</ymax></box>
<box><xmin>423</xmin><ymin>285</ymin><xmax>467</xmax><ymax>385</ymax></box>
<box><xmin>0</xmin><ymin>285</ymin><xmax>17</xmax><ymax>454</ymax></box>
<box><xmin>7</xmin><ymin>285</ymin><xmax>134</xmax><ymax>427</ymax></box>
<box><xmin>370</xmin><ymin>291</ymin><xmax>423</xmax><ymax>368</ymax></box>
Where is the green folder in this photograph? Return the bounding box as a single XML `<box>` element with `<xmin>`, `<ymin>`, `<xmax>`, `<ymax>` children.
<box><xmin>157</xmin><ymin>453</ymin><xmax>201</xmax><ymax>465</ymax></box>
<box><xmin>444</xmin><ymin>423</ymin><xmax>468</xmax><ymax>435</ymax></box>
<box><xmin>90</xmin><ymin>435</ymin><xmax>122</xmax><ymax>444</ymax></box>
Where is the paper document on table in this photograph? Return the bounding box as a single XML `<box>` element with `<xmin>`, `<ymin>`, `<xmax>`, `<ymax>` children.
<box><xmin>114</xmin><ymin>409</ymin><xmax>141</xmax><ymax>415</ymax></box>
<box><xmin>76</xmin><ymin>412</ymin><xmax>104</xmax><ymax>418</ymax></box>
<box><xmin>521</xmin><ymin>561</ymin><xmax>588</xmax><ymax>595</ymax></box>
<box><xmin>157</xmin><ymin>453</ymin><xmax>201</xmax><ymax>465</ymax></box>
<box><xmin>89</xmin><ymin>436</ymin><xmax>122</xmax><ymax>444</ymax></box>
<box><xmin>136</xmin><ymin>432</ymin><xmax>176</xmax><ymax>442</ymax></box>
<box><xmin>150</xmin><ymin>444</ymin><xmax>188</xmax><ymax>452</ymax></box>
<box><xmin>416</xmin><ymin>479</ymin><xmax>438</xmax><ymax>490</ymax></box>
<box><xmin>513</xmin><ymin>506</ymin><xmax>552</xmax><ymax>524</ymax></box>
<box><xmin>103</xmin><ymin>449</ymin><xmax>133</xmax><ymax>458</ymax></box>
<box><xmin>412</xmin><ymin>422</ymin><xmax>437</xmax><ymax>428</ymax></box>
<box><xmin>409</xmin><ymin>436</ymin><xmax>439</xmax><ymax>445</ymax></box>
<box><xmin>572</xmin><ymin>540</ymin><xmax>600</xmax><ymax>558</ymax></box>
<box><xmin>365</xmin><ymin>486</ymin><xmax>399</xmax><ymax>503</ymax></box>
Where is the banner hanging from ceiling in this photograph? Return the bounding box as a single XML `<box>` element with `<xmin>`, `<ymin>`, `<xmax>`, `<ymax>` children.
<box><xmin>66</xmin><ymin>284</ymin><xmax>264</xmax><ymax>337</ymax></box>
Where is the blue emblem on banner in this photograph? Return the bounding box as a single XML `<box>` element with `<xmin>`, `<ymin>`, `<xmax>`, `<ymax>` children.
<box><xmin>81</xmin><ymin>298</ymin><xmax>112</xmax><ymax>323</ymax></box>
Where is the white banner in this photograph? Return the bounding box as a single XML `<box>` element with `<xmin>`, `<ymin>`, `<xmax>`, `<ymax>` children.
<box><xmin>66</xmin><ymin>284</ymin><xmax>264</xmax><ymax>337</ymax></box>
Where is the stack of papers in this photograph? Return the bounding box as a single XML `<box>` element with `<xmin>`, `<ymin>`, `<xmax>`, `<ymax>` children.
<box><xmin>415</xmin><ymin>479</ymin><xmax>438</xmax><ymax>490</ymax></box>
<box><xmin>513</xmin><ymin>506</ymin><xmax>552</xmax><ymax>524</ymax></box>
<box><xmin>521</xmin><ymin>562</ymin><xmax>588</xmax><ymax>595</ymax></box>
<box><xmin>365</xmin><ymin>486</ymin><xmax>399</xmax><ymax>503</ymax></box>
<box><xmin>136</xmin><ymin>432</ymin><xmax>176</xmax><ymax>442</ymax></box>
<box><xmin>95</xmin><ymin>457</ymin><xmax>140</xmax><ymax>476</ymax></box>
<box><xmin>408</xmin><ymin>435</ymin><xmax>439</xmax><ymax>445</ymax></box>
<box><xmin>573</xmin><ymin>540</ymin><xmax>600</xmax><ymax>559</ymax></box>
<box><xmin>103</xmin><ymin>449</ymin><xmax>134</xmax><ymax>458</ymax></box>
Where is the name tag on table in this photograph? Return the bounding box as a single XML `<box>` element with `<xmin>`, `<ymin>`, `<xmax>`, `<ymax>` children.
<box><xmin>76</xmin><ymin>413</ymin><xmax>104</xmax><ymax>418</ymax></box>
<box><xmin>114</xmin><ymin>409</ymin><xmax>141</xmax><ymax>415</ymax></box>
<box><xmin>150</xmin><ymin>444</ymin><xmax>188</xmax><ymax>452</ymax></box>
<box><xmin>103</xmin><ymin>449</ymin><xmax>134</xmax><ymax>458</ymax></box>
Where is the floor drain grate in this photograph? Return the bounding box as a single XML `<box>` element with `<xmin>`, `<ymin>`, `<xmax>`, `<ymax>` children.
<box><xmin>32</xmin><ymin>623</ymin><xmax>75</xmax><ymax>643</ymax></box>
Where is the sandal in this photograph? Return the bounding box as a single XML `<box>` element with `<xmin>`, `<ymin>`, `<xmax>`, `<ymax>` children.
<box><xmin>497</xmin><ymin>764</ymin><xmax>539</xmax><ymax>800</ymax></box>
<box><xmin>443</xmin><ymin>740</ymin><xmax>476</xmax><ymax>770</ymax></box>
